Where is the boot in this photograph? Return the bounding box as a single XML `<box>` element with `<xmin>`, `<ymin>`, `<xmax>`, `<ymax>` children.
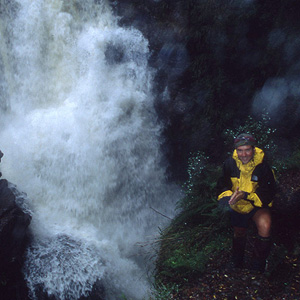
<box><xmin>231</xmin><ymin>236</ymin><xmax>247</xmax><ymax>268</ymax></box>
<box><xmin>251</xmin><ymin>235</ymin><xmax>272</xmax><ymax>273</ymax></box>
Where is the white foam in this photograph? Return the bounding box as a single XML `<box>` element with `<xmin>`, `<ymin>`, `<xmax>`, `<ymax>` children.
<box><xmin>0</xmin><ymin>0</ymin><xmax>180</xmax><ymax>299</ymax></box>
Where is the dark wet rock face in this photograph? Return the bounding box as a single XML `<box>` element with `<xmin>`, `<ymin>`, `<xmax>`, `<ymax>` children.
<box><xmin>0</xmin><ymin>179</ymin><xmax>32</xmax><ymax>299</ymax></box>
<box><xmin>0</xmin><ymin>181</ymin><xmax>106</xmax><ymax>300</ymax></box>
<box><xmin>272</xmin><ymin>169</ymin><xmax>300</xmax><ymax>251</ymax></box>
<box><xmin>0</xmin><ymin>180</ymin><xmax>31</xmax><ymax>265</ymax></box>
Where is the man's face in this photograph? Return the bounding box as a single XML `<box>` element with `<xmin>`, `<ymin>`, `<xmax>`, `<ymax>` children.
<box><xmin>236</xmin><ymin>145</ymin><xmax>254</xmax><ymax>164</ymax></box>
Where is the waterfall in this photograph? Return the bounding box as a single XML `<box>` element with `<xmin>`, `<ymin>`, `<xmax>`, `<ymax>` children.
<box><xmin>0</xmin><ymin>0</ymin><xmax>180</xmax><ymax>299</ymax></box>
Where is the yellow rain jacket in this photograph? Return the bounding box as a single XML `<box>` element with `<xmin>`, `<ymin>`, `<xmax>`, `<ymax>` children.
<box><xmin>217</xmin><ymin>147</ymin><xmax>276</xmax><ymax>214</ymax></box>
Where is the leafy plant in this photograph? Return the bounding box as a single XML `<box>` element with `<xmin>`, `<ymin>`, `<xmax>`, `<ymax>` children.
<box><xmin>278</xmin><ymin>147</ymin><xmax>300</xmax><ymax>171</ymax></box>
<box><xmin>181</xmin><ymin>152</ymin><xmax>219</xmax><ymax>202</ymax></box>
<box><xmin>174</xmin><ymin>151</ymin><xmax>226</xmax><ymax>227</ymax></box>
<box><xmin>164</xmin><ymin>233</ymin><xmax>229</xmax><ymax>274</ymax></box>
<box><xmin>151</xmin><ymin>281</ymin><xmax>179</xmax><ymax>300</ymax></box>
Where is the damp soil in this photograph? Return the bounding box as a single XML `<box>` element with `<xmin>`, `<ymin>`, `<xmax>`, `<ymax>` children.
<box><xmin>171</xmin><ymin>243</ymin><xmax>300</xmax><ymax>300</ymax></box>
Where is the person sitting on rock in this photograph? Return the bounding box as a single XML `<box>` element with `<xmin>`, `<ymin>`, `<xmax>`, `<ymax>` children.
<box><xmin>217</xmin><ymin>133</ymin><xmax>276</xmax><ymax>272</ymax></box>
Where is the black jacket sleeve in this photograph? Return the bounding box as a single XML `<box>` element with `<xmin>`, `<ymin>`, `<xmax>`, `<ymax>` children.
<box><xmin>216</xmin><ymin>158</ymin><xmax>235</xmax><ymax>197</ymax></box>
<box><xmin>253</xmin><ymin>162</ymin><xmax>276</xmax><ymax>207</ymax></box>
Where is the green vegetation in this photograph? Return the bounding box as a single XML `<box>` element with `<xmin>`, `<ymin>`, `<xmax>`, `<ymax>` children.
<box><xmin>151</xmin><ymin>281</ymin><xmax>179</xmax><ymax>300</ymax></box>
<box><xmin>279</xmin><ymin>143</ymin><xmax>300</xmax><ymax>171</ymax></box>
<box><xmin>155</xmin><ymin>150</ymin><xmax>231</xmax><ymax>285</ymax></box>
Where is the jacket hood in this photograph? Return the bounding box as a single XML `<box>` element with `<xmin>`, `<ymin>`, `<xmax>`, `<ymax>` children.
<box><xmin>232</xmin><ymin>147</ymin><xmax>264</xmax><ymax>168</ymax></box>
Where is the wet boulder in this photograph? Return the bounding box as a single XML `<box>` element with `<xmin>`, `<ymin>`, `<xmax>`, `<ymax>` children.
<box><xmin>0</xmin><ymin>179</ymin><xmax>31</xmax><ymax>266</ymax></box>
<box><xmin>0</xmin><ymin>179</ymin><xmax>32</xmax><ymax>299</ymax></box>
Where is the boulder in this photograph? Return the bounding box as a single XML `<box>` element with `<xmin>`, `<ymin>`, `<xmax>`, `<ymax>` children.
<box><xmin>0</xmin><ymin>179</ymin><xmax>32</xmax><ymax>299</ymax></box>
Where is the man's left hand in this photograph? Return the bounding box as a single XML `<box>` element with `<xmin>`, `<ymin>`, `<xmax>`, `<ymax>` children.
<box><xmin>228</xmin><ymin>187</ymin><xmax>245</xmax><ymax>205</ymax></box>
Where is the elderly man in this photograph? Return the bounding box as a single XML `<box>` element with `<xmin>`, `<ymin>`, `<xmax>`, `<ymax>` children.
<box><xmin>217</xmin><ymin>133</ymin><xmax>276</xmax><ymax>272</ymax></box>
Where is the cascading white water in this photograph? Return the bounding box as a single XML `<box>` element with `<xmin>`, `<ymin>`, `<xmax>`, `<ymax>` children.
<box><xmin>0</xmin><ymin>0</ymin><xmax>180</xmax><ymax>299</ymax></box>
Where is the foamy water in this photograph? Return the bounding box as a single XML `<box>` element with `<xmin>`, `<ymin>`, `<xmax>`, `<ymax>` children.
<box><xmin>0</xmin><ymin>0</ymin><xmax>180</xmax><ymax>299</ymax></box>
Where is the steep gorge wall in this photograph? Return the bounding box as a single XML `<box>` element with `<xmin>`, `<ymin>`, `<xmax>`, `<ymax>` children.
<box><xmin>110</xmin><ymin>0</ymin><xmax>300</xmax><ymax>179</ymax></box>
